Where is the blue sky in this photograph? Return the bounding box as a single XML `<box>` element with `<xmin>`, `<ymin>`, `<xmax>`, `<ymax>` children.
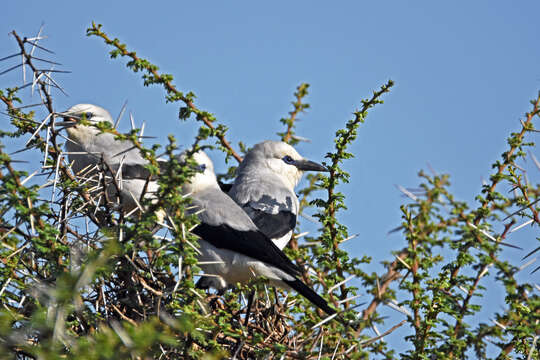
<box><xmin>2</xmin><ymin>1</ymin><xmax>540</xmax><ymax>356</ymax></box>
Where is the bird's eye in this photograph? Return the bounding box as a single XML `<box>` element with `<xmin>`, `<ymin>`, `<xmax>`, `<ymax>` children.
<box><xmin>198</xmin><ymin>164</ymin><xmax>207</xmax><ymax>172</ymax></box>
<box><xmin>282</xmin><ymin>155</ymin><xmax>295</xmax><ymax>164</ymax></box>
<box><xmin>84</xmin><ymin>112</ymin><xmax>93</xmax><ymax>119</ymax></box>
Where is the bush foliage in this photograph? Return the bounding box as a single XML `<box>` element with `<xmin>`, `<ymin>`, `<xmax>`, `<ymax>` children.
<box><xmin>0</xmin><ymin>25</ymin><xmax>538</xmax><ymax>359</ymax></box>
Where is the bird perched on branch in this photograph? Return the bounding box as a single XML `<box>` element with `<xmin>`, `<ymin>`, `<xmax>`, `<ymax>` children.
<box><xmin>229</xmin><ymin>141</ymin><xmax>328</xmax><ymax>249</ymax></box>
<box><xmin>60</xmin><ymin>106</ymin><xmax>334</xmax><ymax>314</ymax></box>
<box><xmin>106</xmin><ymin>148</ymin><xmax>334</xmax><ymax>314</ymax></box>
<box><xmin>124</xmin><ymin>149</ymin><xmax>333</xmax><ymax>315</ymax></box>
<box><xmin>59</xmin><ymin>103</ymin><xmax>158</xmax><ymax>215</ymax></box>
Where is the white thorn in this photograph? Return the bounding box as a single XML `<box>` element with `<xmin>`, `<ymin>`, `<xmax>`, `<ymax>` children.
<box><xmin>519</xmin><ymin>258</ymin><xmax>537</xmax><ymax>272</ymax></box>
<box><xmin>311</xmin><ymin>313</ymin><xmax>338</xmax><ymax>330</ymax></box>
<box><xmin>327</xmin><ymin>275</ymin><xmax>355</xmax><ymax>294</ymax></box>
<box><xmin>20</xmin><ymin>170</ymin><xmax>38</xmax><ymax>186</ymax></box>
<box><xmin>26</xmin><ymin>113</ymin><xmax>52</xmax><ymax>146</ymax></box>
<box><xmin>491</xmin><ymin>318</ymin><xmax>506</xmax><ymax>330</ymax></box>
<box><xmin>395</xmin><ymin>184</ymin><xmax>418</xmax><ymax>201</ymax></box>
<box><xmin>340</xmin><ymin>233</ymin><xmax>359</xmax><ymax>243</ymax></box>
<box><xmin>509</xmin><ymin>219</ymin><xmax>534</xmax><ymax>233</ymax></box>
<box><xmin>385</xmin><ymin>300</ymin><xmax>412</xmax><ymax>317</ymax></box>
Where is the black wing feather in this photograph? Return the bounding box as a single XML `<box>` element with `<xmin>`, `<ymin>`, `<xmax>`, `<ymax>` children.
<box><xmin>192</xmin><ymin>223</ymin><xmax>301</xmax><ymax>277</ymax></box>
<box><xmin>282</xmin><ymin>278</ymin><xmax>336</xmax><ymax>315</ymax></box>
<box><xmin>218</xmin><ymin>181</ymin><xmax>233</xmax><ymax>193</ymax></box>
<box><xmin>248</xmin><ymin>208</ymin><xmax>296</xmax><ymax>240</ymax></box>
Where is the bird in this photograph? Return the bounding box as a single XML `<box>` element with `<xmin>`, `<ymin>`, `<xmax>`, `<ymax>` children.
<box><xmin>60</xmin><ymin>109</ymin><xmax>335</xmax><ymax>314</ymax></box>
<box><xmin>139</xmin><ymin>149</ymin><xmax>336</xmax><ymax>315</ymax></box>
<box><xmin>228</xmin><ymin>140</ymin><xmax>328</xmax><ymax>249</ymax></box>
<box><xmin>59</xmin><ymin>103</ymin><xmax>158</xmax><ymax>214</ymax></box>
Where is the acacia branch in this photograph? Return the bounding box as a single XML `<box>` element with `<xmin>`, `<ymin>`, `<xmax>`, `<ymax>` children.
<box><xmin>280</xmin><ymin>83</ymin><xmax>309</xmax><ymax>144</ymax></box>
<box><xmin>2</xmin><ymin>31</ymin><xmax>104</xmax><ymax>226</ymax></box>
<box><xmin>361</xmin><ymin>249</ymin><xmax>407</xmax><ymax>323</ymax></box>
<box><xmin>86</xmin><ymin>23</ymin><xmax>242</xmax><ymax>163</ymax></box>
<box><xmin>325</xmin><ymin>80</ymin><xmax>393</xmax><ymax>301</ymax></box>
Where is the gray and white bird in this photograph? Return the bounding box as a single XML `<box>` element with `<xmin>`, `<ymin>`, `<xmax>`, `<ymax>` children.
<box><xmin>229</xmin><ymin>141</ymin><xmax>328</xmax><ymax>249</ymax></box>
<box><xmin>60</xmin><ymin>103</ymin><xmax>158</xmax><ymax>214</ymax></box>
<box><xmin>173</xmin><ymin>150</ymin><xmax>335</xmax><ymax>314</ymax></box>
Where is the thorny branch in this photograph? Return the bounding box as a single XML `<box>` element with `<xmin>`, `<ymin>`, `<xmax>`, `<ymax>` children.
<box><xmin>86</xmin><ymin>22</ymin><xmax>243</xmax><ymax>163</ymax></box>
<box><xmin>323</xmin><ymin>81</ymin><xmax>393</xmax><ymax>302</ymax></box>
<box><xmin>3</xmin><ymin>27</ymin><xmax>386</xmax><ymax>359</ymax></box>
<box><xmin>1</xmin><ymin>31</ymin><xmax>103</xmax><ymax>226</ymax></box>
<box><xmin>446</xmin><ymin>93</ymin><xmax>540</xmax><ymax>359</ymax></box>
<box><xmin>280</xmin><ymin>83</ymin><xmax>310</xmax><ymax>145</ymax></box>
<box><xmin>1</xmin><ymin>25</ymin><xmax>539</xmax><ymax>360</ymax></box>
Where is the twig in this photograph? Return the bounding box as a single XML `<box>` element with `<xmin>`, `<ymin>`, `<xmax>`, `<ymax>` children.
<box><xmin>360</xmin><ymin>320</ymin><xmax>406</xmax><ymax>347</ymax></box>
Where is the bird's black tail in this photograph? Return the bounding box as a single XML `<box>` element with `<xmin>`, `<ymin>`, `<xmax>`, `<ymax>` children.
<box><xmin>283</xmin><ymin>278</ymin><xmax>336</xmax><ymax>315</ymax></box>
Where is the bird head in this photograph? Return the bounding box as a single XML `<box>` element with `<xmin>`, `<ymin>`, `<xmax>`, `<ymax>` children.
<box><xmin>247</xmin><ymin>141</ymin><xmax>328</xmax><ymax>189</ymax></box>
<box><xmin>180</xmin><ymin>150</ymin><xmax>219</xmax><ymax>194</ymax></box>
<box><xmin>59</xmin><ymin>104</ymin><xmax>113</xmax><ymax>142</ymax></box>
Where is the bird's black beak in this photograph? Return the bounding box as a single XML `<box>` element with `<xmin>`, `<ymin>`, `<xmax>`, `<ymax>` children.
<box><xmin>54</xmin><ymin>112</ymin><xmax>78</xmax><ymax>128</ymax></box>
<box><xmin>294</xmin><ymin>159</ymin><xmax>328</xmax><ymax>172</ymax></box>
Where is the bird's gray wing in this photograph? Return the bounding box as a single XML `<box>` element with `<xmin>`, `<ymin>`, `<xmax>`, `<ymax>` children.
<box><xmin>81</xmin><ymin>133</ymin><xmax>146</xmax><ymax>165</ymax></box>
<box><xmin>191</xmin><ymin>190</ymin><xmax>301</xmax><ymax>277</ymax></box>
